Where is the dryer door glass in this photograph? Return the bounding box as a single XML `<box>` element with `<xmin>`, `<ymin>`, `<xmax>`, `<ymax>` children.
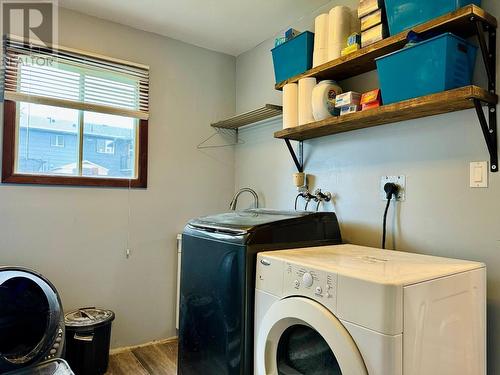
<box><xmin>0</xmin><ymin>277</ymin><xmax>50</xmax><ymax>364</ymax></box>
<box><xmin>276</xmin><ymin>324</ymin><xmax>342</xmax><ymax>375</ymax></box>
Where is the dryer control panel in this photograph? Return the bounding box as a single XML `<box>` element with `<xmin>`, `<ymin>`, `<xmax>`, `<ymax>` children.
<box><xmin>283</xmin><ymin>262</ymin><xmax>338</xmax><ymax>313</ymax></box>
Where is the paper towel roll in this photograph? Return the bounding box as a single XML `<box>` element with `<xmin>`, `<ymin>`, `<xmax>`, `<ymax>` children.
<box><xmin>312</xmin><ymin>80</ymin><xmax>343</xmax><ymax>121</ymax></box>
<box><xmin>328</xmin><ymin>6</ymin><xmax>352</xmax><ymax>61</ymax></box>
<box><xmin>298</xmin><ymin>77</ymin><xmax>317</xmax><ymax>126</ymax></box>
<box><xmin>313</xmin><ymin>48</ymin><xmax>328</xmax><ymax>68</ymax></box>
<box><xmin>314</xmin><ymin>14</ymin><xmax>329</xmax><ymax>51</ymax></box>
<box><xmin>350</xmin><ymin>8</ymin><xmax>361</xmax><ymax>34</ymax></box>
<box><xmin>283</xmin><ymin>83</ymin><xmax>298</xmax><ymax>129</ymax></box>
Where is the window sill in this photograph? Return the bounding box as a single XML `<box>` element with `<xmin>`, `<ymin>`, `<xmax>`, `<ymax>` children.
<box><xmin>1</xmin><ymin>174</ymin><xmax>147</xmax><ymax>188</ymax></box>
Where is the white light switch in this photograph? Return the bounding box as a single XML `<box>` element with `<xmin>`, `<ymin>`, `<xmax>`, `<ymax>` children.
<box><xmin>470</xmin><ymin>162</ymin><xmax>488</xmax><ymax>188</ymax></box>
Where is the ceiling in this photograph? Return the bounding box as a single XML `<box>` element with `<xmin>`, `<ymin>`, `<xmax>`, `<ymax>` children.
<box><xmin>58</xmin><ymin>0</ymin><xmax>331</xmax><ymax>56</ymax></box>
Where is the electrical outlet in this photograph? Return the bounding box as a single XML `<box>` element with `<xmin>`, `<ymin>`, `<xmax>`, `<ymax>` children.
<box><xmin>380</xmin><ymin>175</ymin><xmax>406</xmax><ymax>201</ymax></box>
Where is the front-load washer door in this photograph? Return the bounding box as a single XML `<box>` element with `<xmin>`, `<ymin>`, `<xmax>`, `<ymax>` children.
<box><xmin>256</xmin><ymin>297</ymin><xmax>367</xmax><ymax>375</ymax></box>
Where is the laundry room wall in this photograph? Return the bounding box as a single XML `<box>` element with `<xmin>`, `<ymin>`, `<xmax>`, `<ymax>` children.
<box><xmin>0</xmin><ymin>8</ymin><xmax>236</xmax><ymax>347</ymax></box>
<box><xmin>234</xmin><ymin>1</ymin><xmax>500</xmax><ymax>374</ymax></box>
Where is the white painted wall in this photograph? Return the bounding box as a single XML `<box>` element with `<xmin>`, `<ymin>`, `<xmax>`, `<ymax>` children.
<box><xmin>0</xmin><ymin>8</ymin><xmax>236</xmax><ymax>348</ymax></box>
<box><xmin>235</xmin><ymin>1</ymin><xmax>500</xmax><ymax>373</ymax></box>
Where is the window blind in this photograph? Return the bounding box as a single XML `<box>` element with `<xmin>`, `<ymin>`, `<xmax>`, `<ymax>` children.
<box><xmin>3</xmin><ymin>37</ymin><xmax>150</xmax><ymax>120</ymax></box>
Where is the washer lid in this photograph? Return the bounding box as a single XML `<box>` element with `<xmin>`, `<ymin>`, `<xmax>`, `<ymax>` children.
<box><xmin>65</xmin><ymin>308</ymin><xmax>115</xmax><ymax>328</ymax></box>
<box><xmin>188</xmin><ymin>209</ymin><xmax>311</xmax><ymax>234</ymax></box>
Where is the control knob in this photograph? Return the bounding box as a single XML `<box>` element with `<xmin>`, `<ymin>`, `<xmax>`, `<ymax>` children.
<box><xmin>302</xmin><ymin>272</ymin><xmax>313</xmax><ymax>288</ymax></box>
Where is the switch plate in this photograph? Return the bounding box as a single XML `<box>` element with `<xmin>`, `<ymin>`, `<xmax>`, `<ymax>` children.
<box><xmin>380</xmin><ymin>175</ymin><xmax>406</xmax><ymax>201</ymax></box>
<box><xmin>470</xmin><ymin>161</ymin><xmax>488</xmax><ymax>188</ymax></box>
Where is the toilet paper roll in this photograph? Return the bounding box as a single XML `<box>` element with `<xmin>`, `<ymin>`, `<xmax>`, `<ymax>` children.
<box><xmin>314</xmin><ymin>13</ymin><xmax>329</xmax><ymax>51</ymax></box>
<box><xmin>313</xmin><ymin>48</ymin><xmax>328</xmax><ymax>68</ymax></box>
<box><xmin>328</xmin><ymin>6</ymin><xmax>352</xmax><ymax>61</ymax></box>
<box><xmin>298</xmin><ymin>77</ymin><xmax>317</xmax><ymax>126</ymax></box>
<box><xmin>283</xmin><ymin>83</ymin><xmax>298</xmax><ymax>129</ymax></box>
<box><xmin>312</xmin><ymin>80</ymin><xmax>343</xmax><ymax>121</ymax></box>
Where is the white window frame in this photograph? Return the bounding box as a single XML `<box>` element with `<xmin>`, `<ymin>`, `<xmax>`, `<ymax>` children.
<box><xmin>50</xmin><ymin>134</ymin><xmax>65</xmax><ymax>148</ymax></box>
<box><xmin>96</xmin><ymin>139</ymin><xmax>116</xmax><ymax>155</ymax></box>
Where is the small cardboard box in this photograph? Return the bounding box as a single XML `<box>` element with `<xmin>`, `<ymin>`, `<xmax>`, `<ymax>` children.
<box><xmin>361</xmin><ymin>9</ymin><xmax>384</xmax><ymax>32</ymax></box>
<box><xmin>335</xmin><ymin>91</ymin><xmax>361</xmax><ymax>108</ymax></box>
<box><xmin>341</xmin><ymin>44</ymin><xmax>361</xmax><ymax>56</ymax></box>
<box><xmin>358</xmin><ymin>0</ymin><xmax>384</xmax><ymax>18</ymax></box>
<box><xmin>347</xmin><ymin>33</ymin><xmax>361</xmax><ymax>47</ymax></box>
<box><xmin>340</xmin><ymin>105</ymin><xmax>361</xmax><ymax>115</ymax></box>
<box><xmin>360</xmin><ymin>88</ymin><xmax>382</xmax><ymax>110</ymax></box>
<box><xmin>361</xmin><ymin>23</ymin><xmax>388</xmax><ymax>48</ymax></box>
<box><xmin>285</xmin><ymin>28</ymin><xmax>301</xmax><ymax>41</ymax></box>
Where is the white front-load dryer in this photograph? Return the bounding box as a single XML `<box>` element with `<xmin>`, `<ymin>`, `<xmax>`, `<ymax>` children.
<box><xmin>254</xmin><ymin>245</ymin><xmax>486</xmax><ymax>375</ymax></box>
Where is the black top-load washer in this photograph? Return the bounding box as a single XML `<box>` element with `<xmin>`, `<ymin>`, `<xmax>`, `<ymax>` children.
<box><xmin>178</xmin><ymin>209</ymin><xmax>342</xmax><ymax>375</ymax></box>
<box><xmin>0</xmin><ymin>267</ymin><xmax>67</xmax><ymax>374</ymax></box>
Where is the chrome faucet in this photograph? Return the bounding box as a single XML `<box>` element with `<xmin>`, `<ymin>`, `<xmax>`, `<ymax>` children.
<box><xmin>229</xmin><ymin>188</ymin><xmax>259</xmax><ymax>210</ymax></box>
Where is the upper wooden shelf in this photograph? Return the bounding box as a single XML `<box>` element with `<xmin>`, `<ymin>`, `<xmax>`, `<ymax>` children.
<box><xmin>211</xmin><ymin>104</ymin><xmax>282</xmax><ymax>129</ymax></box>
<box><xmin>274</xmin><ymin>86</ymin><xmax>497</xmax><ymax>141</ymax></box>
<box><xmin>275</xmin><ymin>5</ymin><xmax>497</xmax><ymax>90</ymax></box>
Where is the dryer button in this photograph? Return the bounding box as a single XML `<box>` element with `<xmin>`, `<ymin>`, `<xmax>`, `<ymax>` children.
<box><xmin>315</xmin><ymin>286</ymin><xmax>323</xmax><ymax>295</ymax></box>
<box><xmin>294</xmin><ymin>280</ymin><xmax>300</xmax><ymax>288</ymax></box>
<box><xmin>302</xmin><ymin>272</ymin><xmax>313</xmax><ymax>288</ymax></box>
<box><xmin>49</xmin><ymin>349</ymin><xmax>57</xmax><ymax>355</ymax></box>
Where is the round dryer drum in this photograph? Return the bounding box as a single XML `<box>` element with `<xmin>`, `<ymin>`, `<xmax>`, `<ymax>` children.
<box><xmin>0</xmin><ymin>267</ymin><xmax>65</xmax><ymax>373</ymax></box>
<box><xmin>256</xmin><ymin>297</ymin><xmax>368</xmax><ymax>375</ymax></box>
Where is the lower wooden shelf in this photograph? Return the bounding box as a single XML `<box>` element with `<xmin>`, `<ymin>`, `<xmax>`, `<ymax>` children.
<box><xmin>274</xmin><ymin>86</ymin><xmax>497</xmax><ymax>141</ymax></box>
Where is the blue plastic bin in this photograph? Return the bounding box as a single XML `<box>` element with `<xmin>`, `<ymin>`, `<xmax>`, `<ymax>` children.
<box><xmin>375</xmin><ymin>33</ymin><xmax>477</xmax><ymax>105</ymax></box>
<box><xmin>271</xmin><ymin>31</ymin><xmax>314</xmax><ymax>84</ymax></box>
<box><xmin>385</xmin><ymin>0</ymin><xmax>481</xmax><ymax>35</ymax></box>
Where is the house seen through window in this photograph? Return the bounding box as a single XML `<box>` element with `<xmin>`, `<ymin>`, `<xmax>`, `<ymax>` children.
<box><xmin>18</xmin><ymin>103</ymin><xmax>136</xmax><ymax>178</ymax></box>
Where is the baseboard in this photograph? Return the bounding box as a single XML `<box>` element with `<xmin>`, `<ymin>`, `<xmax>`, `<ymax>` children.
<box><xmin>110</xmin><ymin>336</ymin><xmax>178</xmax><ymax>355</ymax></box>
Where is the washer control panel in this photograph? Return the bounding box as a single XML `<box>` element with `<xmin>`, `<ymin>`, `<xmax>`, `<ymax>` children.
<box><xmin>44</xmin><ymin>326</ymin><xmax>64</xmax><ymax>361</ymax></box>
<box><xmin>283</xmin><ymin>262</ymin><xmax>337</xmax><ymax>313</ymax></box>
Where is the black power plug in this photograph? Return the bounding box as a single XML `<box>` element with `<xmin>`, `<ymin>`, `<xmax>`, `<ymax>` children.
<box><xmin>384</xmin><ymin>182</ymin><xmax>400</xmax><ymax>200</ymax></box>
<box><xmin>382</xmin><ymin>182</ymin><xmax>400</xmax><ymax>249</ymax></box>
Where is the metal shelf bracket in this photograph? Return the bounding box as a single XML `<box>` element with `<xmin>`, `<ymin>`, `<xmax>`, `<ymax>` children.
<box><xmin>284</xmin><ymin>139</ymin><xmax>304</xmax><ymax>172</ymax></box>
<box><xmin>472</xmin><ymin>17</ymin><xmax>498</xmax><ymax>172</ymax></box>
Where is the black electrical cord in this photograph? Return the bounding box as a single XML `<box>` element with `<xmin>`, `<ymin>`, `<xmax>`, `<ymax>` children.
<box><xmin>382</xmin><ymin>183</ymin><xmax>400</xmax><ymax>249</ymax></box>
<box><xmin>382</xmin><ymin>198</ymin><xmax>392</xmax><ymax>249</ymax></box>
<box><xmin>294</xmin><ymin>194</ymin><xmax>302</xmax><ymax>210</ymax></box>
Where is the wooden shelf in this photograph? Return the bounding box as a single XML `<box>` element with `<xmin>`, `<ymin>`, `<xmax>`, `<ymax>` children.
<box><xmin>211</xmin><ymin>104</ymin><xmax>282</xmax><ymax>129</ymax></box>
<box><xmin>274</xmin><ymin>86</ymin><xmax>497</xmax><ymax>141</ymax></box>
<box><xmin>275</xmin><ymin>5</ymin><xmax>497</xmax><ymax>90</ymax></box>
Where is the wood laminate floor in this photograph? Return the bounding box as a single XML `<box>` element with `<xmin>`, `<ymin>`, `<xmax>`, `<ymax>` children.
<box><xmin>106</xmin><ymin>340</ymin><xmax>178</xmax><ymax>375</ymax></box>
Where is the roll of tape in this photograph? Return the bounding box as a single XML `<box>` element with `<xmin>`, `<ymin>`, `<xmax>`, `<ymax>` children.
<box><xmin>312</xmin><ymin>80</ymin><xmax>343</xmax><ymax>121</ymax></box>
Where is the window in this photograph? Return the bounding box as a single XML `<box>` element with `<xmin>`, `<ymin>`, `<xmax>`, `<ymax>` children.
<box><xmin>50</xmin><ymin>135</ymin><xmax>65</xmax><ymax>148</ymax></box>
<box><xmin>96</xmin><ymin>139</ymin><xmax>115</xmax><ymax>155</ymax></box>
<box><xmin>2</xmin><ymin>37</ymin><xmax>149</xmax><ymax>187</ymax></box>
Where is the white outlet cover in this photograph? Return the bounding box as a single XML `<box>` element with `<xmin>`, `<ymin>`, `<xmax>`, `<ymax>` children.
<box><xmin>380</xmin><ymin>175</ymin><xmax>406</xmax><ymax>201</ymax></box>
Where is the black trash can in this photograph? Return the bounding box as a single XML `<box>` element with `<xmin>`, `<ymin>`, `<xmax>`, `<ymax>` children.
<box><xmin>64</xmin><ymin>308</ymin><xmax>115</xmax><ymax>375</ymax></box>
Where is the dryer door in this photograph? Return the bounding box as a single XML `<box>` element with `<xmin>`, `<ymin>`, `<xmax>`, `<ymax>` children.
<box><xmin>256</xmin><ymin>297</ymin><xmax>367</xmax><ymax>375</ymax></box>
